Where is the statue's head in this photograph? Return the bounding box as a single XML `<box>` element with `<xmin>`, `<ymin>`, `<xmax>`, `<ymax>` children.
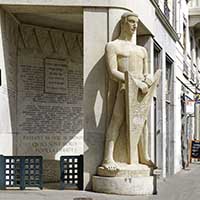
<box><xmin>120</xmin><ymin>12</ymin><xmax>138</xmax><ymax>35</ymax></box>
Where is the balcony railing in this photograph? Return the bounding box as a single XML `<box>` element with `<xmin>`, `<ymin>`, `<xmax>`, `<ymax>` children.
<box><xmin>196</xmin><ymin>76</ymin><xmax>200</xmax><ymax>88</ymax></box>
<box><xmin>164</xmin><ymin>0</ymin><xmax>170</xmax><ymax>20</ymax></box>
<box><xmin>191</xmin><ymin>69</ymin><xmax>195</xmax><ymax>83</ymax></box>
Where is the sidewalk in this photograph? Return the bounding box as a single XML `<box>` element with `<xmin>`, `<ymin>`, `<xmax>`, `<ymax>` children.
<box><xmin>154</xmin><ymin>163</ymin><xmax>200</xmax><ymax>200</ymax></box>
<box><xmin>0</xmin><ymin>163</ymin><xmax>200</xmax><ymax>200</ymax></box>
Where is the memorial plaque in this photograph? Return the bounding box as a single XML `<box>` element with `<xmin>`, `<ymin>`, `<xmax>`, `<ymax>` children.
<box><xmin>45</xmin><ymin>58</ymin><xmax>67</xmax><ymax>94</ymax></box>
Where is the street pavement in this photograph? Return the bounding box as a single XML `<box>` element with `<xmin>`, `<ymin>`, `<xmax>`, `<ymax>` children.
<box><xmin>0</xmin><ymin>163</ymin><xmax>200</xmax><ymax>200</ymax></box>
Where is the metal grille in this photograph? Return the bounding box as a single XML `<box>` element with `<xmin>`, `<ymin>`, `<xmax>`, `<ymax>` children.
<box><xmin>60</xmin><ymin>155</ymin><xmax>83</xmax><ymax>190</ymax></box>
<box><xmin>5</xmin><ymin>157</ymin><xmax>21</xmax><ymax>188</ymax></box>
<box><xmin>0</xmin><ymin>155</ymin><xmax>43</xmax><ymax>190</ymax></box>
<box><xmin>24</xmin><ymin>157</ymin><xmax>43</xmax><ymax>188</ymax></box>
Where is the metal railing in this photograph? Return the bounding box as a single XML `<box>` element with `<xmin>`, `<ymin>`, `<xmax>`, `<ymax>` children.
<box><xmin>0</xmin><ymin>155</ymin><xmax>43</xmax><ymax>190</ymax></box>
<box><xmin>164</xmin><ymin>0</ymin><xmax>170</xmax><ymax>20</ymax></box>
<box><xmin>191</xmin><ymin>69</ymin><xmax>195</xmax><ymax>83</ymax></box>
<box><xmin>60</xmin><ymin>155</ymin><xmax>83</xmax><ymax>190</ymax></box>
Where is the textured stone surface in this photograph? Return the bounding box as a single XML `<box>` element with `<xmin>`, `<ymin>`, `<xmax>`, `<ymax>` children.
<box><xmin>93</xmin><ymin>175</ymin><xmax>154</xmax><ymax>195</ymax></box>
<box><xmin>16</xmin><ymin>24</ymin><xmax>83</xmax><ymax>159</ymax></box>
<box><xmin>43</xmin><ymin>160</ymin><xmax>60</xmax><ymax>182</ymax></box>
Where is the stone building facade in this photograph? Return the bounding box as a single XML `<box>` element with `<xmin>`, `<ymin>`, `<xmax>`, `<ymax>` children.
<box><xmin>0</xmin><ymin>0</ymin><xmax>199</xmax><ymax>189</ymax></box>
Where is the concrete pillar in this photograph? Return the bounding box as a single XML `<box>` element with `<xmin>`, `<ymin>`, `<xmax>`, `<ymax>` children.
<box><xmin>158</xmin><ymin>49</ymin><xmax>166</xmax><ymax>177</ymax></box>
<box><xmin>83</xmin><ymin>7</ymin><xmax>108</xmax><ymax>189</ymax></box>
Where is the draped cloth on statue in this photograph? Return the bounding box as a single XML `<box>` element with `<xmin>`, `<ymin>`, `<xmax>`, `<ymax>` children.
<box><xmin>125</xmin><ymin>70</ymin><xmax>161</xmax><ymax>164</ymax></box>
<box><xmin>106</xmin><ymin>70</ymin><xmax>161</xmax><ymax>164</ymax></box>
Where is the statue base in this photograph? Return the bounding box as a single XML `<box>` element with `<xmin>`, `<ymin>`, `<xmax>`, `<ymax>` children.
<box><xmin>93</xmin><ymin>163</ymin><xmax>155</xmax><ymax>195</ymax></box>
<box><xmin>92</xmin><ymin>175</ymin><xmax>155</xmax><ymax>195</ymax></box>
<box><xmin>97</xmin><ymin>163</ymin><xmax>151</xmax><ymax>177</ymax></box>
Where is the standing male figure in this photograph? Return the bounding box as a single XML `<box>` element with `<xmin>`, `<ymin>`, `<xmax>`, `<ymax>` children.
<box><xmin>102</xmin><ymin>12</ymin><xmax>160</xmax><ymax>171</ymax></box>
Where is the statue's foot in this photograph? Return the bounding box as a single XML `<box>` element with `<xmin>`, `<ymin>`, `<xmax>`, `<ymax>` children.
<box><xmin>102</xmin><ymin>160</ymin><xmax>119</xmax><ymax>171</ymax></box>
<box><xmin>140</xmin><ymin>158</ymin><xmax>157</xmax><ymax>169</ymax></box>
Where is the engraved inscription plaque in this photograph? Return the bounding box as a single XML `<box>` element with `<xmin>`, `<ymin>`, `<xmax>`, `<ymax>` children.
<box><xmin>45</xmin><ymin>58</ymin><xmax>67</xmax><ymax>94</ymax></box>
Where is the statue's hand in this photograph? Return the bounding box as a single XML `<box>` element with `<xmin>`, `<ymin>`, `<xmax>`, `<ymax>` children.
<box><xmin>138</xmin><ymin>81</ymin><xmax>148</xmax><ymax>94</ymax></box>
<box><xmin>144</xmin><ymin>74</ymin><xmax>154</xmax><ymax>87</ymax></box>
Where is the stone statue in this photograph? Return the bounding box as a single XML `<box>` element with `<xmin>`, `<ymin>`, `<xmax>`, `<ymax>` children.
<box><xmin>98</xmin><ymin>12</ymin><xmax>161</xmax><ymax>176</ymax></box>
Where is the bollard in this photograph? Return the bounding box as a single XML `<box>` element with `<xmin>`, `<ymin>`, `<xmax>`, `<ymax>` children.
<box><xmin>153</xmin><ymin>169</ymin><xmax>162</xmax><ymax>195</ymax></box>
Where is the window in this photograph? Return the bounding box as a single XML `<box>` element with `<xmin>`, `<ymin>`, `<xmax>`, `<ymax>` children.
<box><xmin>154</xmin><ymin>43</ymin><xmax>162</xmax><ymax>73</ymax></box>
<box><xmin>183</xmin><ymin>24</ymin><xmax>186</xmax><ymax>52</ymax></box>
<box><xmin>166</xmin><ymin>56</ymin><xmax>173</xmax><ymax>99</ymax></box>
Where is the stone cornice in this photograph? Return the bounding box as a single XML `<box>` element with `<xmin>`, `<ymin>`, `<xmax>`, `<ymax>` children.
<box><xmin>0</xmin><ymin>0</ymin><xmax>132</xmax><ymax>11</ymax></box>
<box><xmin>150</xmin><ymin>0</ymin><xmax>179</xmax><ymax>41</ymax></box>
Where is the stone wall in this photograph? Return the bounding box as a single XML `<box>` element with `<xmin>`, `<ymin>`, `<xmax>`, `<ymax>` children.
<box><xmin>16</xmin><ymin>24</ymin><xmax>83</xmax><ymax>159</ymax></box>
<box><xmin>16</xmin><ymin>24</ymin><xmax>83</xmax><ymax>182</ymax></box>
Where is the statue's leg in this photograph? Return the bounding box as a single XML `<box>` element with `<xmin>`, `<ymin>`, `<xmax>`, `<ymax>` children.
<box><xmin>138</xmin><ymin>120</ymin><xmax>157</xmax><ymax>168</ymax></box>
<box><xmin>103</xmin><ymin>88</ymin><xmax>125</xmax><ymax>170</ymax></box>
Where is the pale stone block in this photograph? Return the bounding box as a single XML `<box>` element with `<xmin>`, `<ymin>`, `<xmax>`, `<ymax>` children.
<box><xmin>0</xmin><ymin>134</ymin><xmax>13</xmax><ymax>155</ymax></box>
<box><xmin>83</xmin><ymin>8</ymin><xmax>108</xmax><ymax>189</ymax></box>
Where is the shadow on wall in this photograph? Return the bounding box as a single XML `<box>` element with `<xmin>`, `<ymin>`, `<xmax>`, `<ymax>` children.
<box><xmin>84</xmin><ymin>55</ymin><xmax>107</xmax><ymax>190</ymax></box>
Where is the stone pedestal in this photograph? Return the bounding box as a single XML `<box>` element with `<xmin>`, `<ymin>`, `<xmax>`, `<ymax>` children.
<box><xmin>93</xmin><ymin>176</ymin><xmax>155</xmax><ymax>195</ymax></box>
<box><xmin>93</xmin><ymin>163</ymin><xmax>155</xmax><ymax>195</ymax></box>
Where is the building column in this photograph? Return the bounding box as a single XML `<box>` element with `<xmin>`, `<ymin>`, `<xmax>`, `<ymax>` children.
<box><xmin>83</xmin><ymin>7</ymin><xmax>108</xmax><ymax>189</ymax></box>
<box><xmin>158</xmin><ymin>49</ymin><xmax>166</xmax><ymax>177</ymax></box>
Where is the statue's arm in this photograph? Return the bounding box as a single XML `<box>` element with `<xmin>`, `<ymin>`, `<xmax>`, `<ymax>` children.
<box><xmin>142</xmin><ymin>47</ymin><xmax>154</xmax><ymax>87</ymax></box>
<box><xmin>106</xmin><ymin>43</ymin><xmax>124</xmax><ymax>82</ymax></box>
<box><xmin>143</xmin><ymin>47</ymin><xmax>149</xmax><ymax>76</ymax></box>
